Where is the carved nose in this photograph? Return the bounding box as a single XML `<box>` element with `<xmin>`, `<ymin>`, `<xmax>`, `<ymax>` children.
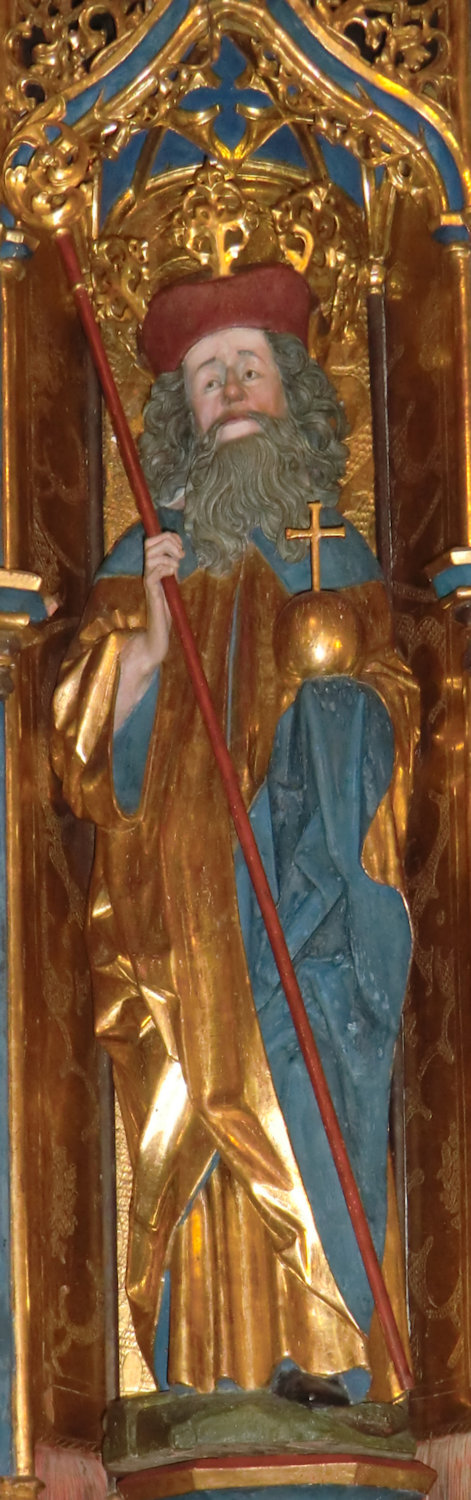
<box><xmin>223</xmin><ymin>367</ymin><xmax>244</xmax><ymax>402</ymax></box>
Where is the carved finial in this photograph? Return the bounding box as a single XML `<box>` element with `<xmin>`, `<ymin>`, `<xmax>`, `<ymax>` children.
<box><xmin>174</xmin><ymin>163</ymin><xmax>260</xmax><ymax>276</ymax></box>
<box><xmin>3</xmin><ymin>103</ymin><xmax>90</xmax><ymax>232</ymax></box>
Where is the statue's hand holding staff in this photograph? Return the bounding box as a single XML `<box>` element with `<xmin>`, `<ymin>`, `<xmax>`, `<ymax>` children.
<box><xmin>114</xmin><ymin>532</ymin><xmax>184</xmax><ymax>732</ymax></box>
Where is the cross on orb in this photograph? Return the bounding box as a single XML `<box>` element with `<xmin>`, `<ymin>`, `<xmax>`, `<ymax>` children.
<box><xmin>285</xmin><ymin>502</ymin><xmax>346</xmax><ymax>592</ymax></box>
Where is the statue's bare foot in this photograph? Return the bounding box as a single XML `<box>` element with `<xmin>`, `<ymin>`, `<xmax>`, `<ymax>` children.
<box><xmin>272</xmin><ymin>1369</ymin><xmax>350</xmax><ymax>1407</ymax></box>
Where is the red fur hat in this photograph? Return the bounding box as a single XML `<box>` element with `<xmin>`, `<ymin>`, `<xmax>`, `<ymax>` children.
<box><xmin>139</xmin><ymin>264</ymin><xmax>312</xmax><ymax>375</ymax></box>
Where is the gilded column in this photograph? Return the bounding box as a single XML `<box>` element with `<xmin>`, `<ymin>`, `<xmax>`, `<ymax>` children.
<box><xmin>361</xmin><ymin>168</ymin><xmax>398</xmax><ymax>596</ymax></box>
<box><xmin>449</xmin><ymin>0</ymin><xmax>471</xmax><ymax>168</ymax></box>
<box><xmin>443</xmin><ymin>241</ymin><xmax>471</xmax><ymax>547</ymax></box>
<box><xmin>426</xmin><ymin>233</ymin><xmax>471</xmax><ymax>601</ymax></box>
<box><xmin>0</xmin><ymin>248</ymin><xmax>44</xmax><ymax>1496</ymax></box>
<box><xmin>366</xmin><ymin>258</ymin><xmax>393</xmax><ymax>592</ymax></box>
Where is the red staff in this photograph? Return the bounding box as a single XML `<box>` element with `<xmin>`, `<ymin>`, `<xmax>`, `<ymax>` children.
<box><xmin>56</xmin><ymin>226</ymin><xmax>413</xmax><ymax>1393</ymax></box>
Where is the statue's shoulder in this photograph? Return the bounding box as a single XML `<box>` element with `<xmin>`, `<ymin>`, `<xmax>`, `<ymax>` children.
<box><xmin>252</xmin><ymin>514</ymin><xmax>382</xmax><ymax>593</ymax></box>
<box><xmin>95</xmin><ymin>523</ymin><xmax>145</xmax><ymax>580</ymax></box>
<box><xmin>325</xmin><ymin>514</ymin><xmax>382</xmax><ymax>589</ymax></box>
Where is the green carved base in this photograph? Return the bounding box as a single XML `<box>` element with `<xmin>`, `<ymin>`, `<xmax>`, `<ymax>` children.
<box><xmin>103</xmin><ymin>1389</ymin><xmax>414</xmax><ymax>1475</ymax></box>
<box><xmin>104</xmin><ymin>1392</ymin><xmax>437</xmax><ymax>1497</ymax></box>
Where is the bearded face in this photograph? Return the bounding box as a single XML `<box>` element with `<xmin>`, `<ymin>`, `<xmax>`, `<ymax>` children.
<box><xmin>139</xmin><ymin>333</ymin><xmax>348</xmax><ymax>574</ymax></box>
<box><xmin>183</xmin><ymin>411</ymin><xmax>314</xmax><ymax>572</ymax></box>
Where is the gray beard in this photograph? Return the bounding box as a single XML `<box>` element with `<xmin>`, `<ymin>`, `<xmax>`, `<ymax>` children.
<box><xmin>183</xmin><ymin>412</ymin><xmax>317</xmax><ymax>574</ymax></box>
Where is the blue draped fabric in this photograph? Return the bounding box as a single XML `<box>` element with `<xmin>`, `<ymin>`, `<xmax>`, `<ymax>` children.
<box><xmin>235</xmin><ymin>677</ymin><xmax>411</xmax><ymax>1333</ymax></box>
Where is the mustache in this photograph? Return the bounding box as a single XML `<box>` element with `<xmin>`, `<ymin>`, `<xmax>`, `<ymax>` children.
<box><xmin>196</xmin><ymin>408</ymin><xmax>312</xmax><ymax>460</ymax></box>
<box><xmin>210</xmin><ymin>410</ymin><xmax>264</xmax><ymax>436</ymax></box>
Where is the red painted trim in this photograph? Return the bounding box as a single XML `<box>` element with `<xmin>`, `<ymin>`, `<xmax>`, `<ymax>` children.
<box><xmin>117</xmin><ymin>1451</ymin><xmax>433</xmax><ymax>1500</ymax></box>
<box><xmin>56</xmin><ymin>229</ymin><xmax>413</xmax><ymax>1393</ymax></box>
<box><xmin>121</xmin><ymin>1453</ymin><xmax>427</xmax><ymax>1476</ymax></box>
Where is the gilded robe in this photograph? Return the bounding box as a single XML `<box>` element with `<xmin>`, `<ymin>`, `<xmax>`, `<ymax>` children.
<box><xmin>52</xmin><ymin>508</ymin><xmax>417</xmax><ymax>1400</ymax></box>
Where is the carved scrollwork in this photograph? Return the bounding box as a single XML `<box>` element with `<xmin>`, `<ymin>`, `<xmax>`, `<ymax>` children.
<box><xmin>3</xmin><ymin>102</ymin><xmax>91</xmax><ymax>231</ymax></box>
<box><xmin>89</xmin><ymin>165</ymin><xmax>367</xmax><ymax>360</ymax></box>
<box><xmin>244</xmin><ymin>42</ymin><xmax>327</xmax><ymax>121</ymax></box>
<box><xmin>272</xmin><ymin>182</ymin><xmax>364</xmax><ymax>340</ymax></box>
<box><xmin>174</xmin><ymin>164</ymin><xmax>260</xmax><ymax>275</ymax></box>
<box><xmin>4</xmin><ymin>0</ymin><xmax>153</xmax><ymax>122</ymax></box>
<box><xmin>315</xmin><ymin>0</ymin><xmax>450</xmax><ymax>107</ymax></box>
<box><xmin>1</xmin><ymin>6</ymin><xmax>449</xmax><ymax>246</ymax></box>
<box><xmin>90</xmin><ymin>167</ymin><xmax>263</xmax><ymax>343</ymax></box>
<box><xmin>88</xmin><ymin>151</ymin><xmax>434</xmax><ymax>360</ymax></box>
<box><xmin>239</xmin><ymin>36</ymin><xmax>443</xmax><ymax>220</ymax></box>
<box><xmin>61</xmin><ymin>53</ymin><xmax>223</xmax><ymax>167</ymax></box>
<box><xmin>92</xmin><ymin>232</ymin><xmax>150</xmax><ymax>358</ymax></box>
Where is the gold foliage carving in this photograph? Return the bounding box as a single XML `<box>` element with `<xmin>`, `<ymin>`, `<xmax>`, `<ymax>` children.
<box><xmin>316</xmin><ymin>0</ymin><xmax>450</xmax><ymax>107</ymax></box>
<box><xmin>1</xmin><ymin>3</ymin><xmax>454</xmax><ymax>241</ymax></box>
<box><xmin>175</xmin><ymin>164</ymin><xmax>260</xmax><ymax>275</ymax></box>
<box><xmin>273</xmin><ymin>181</ymin><xmax>364</xmax><ymax>337</ymax></box>
<box><xmin>3</xmin><ymin>100</ymin><xmax>91</xmax><ymax>231</ymax></box>
<box><xmin>92</xmin><ymin>232</ymin><xmax>150</xmax><ymax>328</ymax></box>
<box><xmin>3</xmin><ymin>0</ymin><xmax>153</xmax><ymax>119</ymax></box>
<box><xmin>91</xmin><ymin>163</ymin><xmax>367</xmax><ymax>354</ymax></box>
<box><xmin>2</xmin><ymin>0</ymin><xmax>453</xmax><ymax>145</ymax></box>
<box><xmin>81</xmin><ymin>52</ymin><xmax>215</xmax><ymax>163</ymax></box>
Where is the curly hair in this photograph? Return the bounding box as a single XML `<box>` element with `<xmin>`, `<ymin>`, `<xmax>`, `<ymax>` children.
<box><xmin>266</xmin><ymin>332</ymin><xmax>348</xmax><ymax>503</ymax></box>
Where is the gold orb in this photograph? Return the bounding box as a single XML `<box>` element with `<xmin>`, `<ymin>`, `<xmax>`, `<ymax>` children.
<box><xmin>273</xmin><ymin>589</ymin><xmax>364</xmax><ymax>682</ymax></box>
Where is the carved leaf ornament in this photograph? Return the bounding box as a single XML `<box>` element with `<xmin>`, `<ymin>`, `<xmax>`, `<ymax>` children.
<box><xmin>4</xmin><ymin>0</ymin><xmax>154</xmax><ymax>116</ymax></box>
<box><xmin>316</xmin><ymin>0</ymin><xmax>450</xmax><ymax>105</ymax></box>
<box><xmin>0</xmin><ymin>0</ymin><xmax>466</xmax><ymax>328</ymax></box>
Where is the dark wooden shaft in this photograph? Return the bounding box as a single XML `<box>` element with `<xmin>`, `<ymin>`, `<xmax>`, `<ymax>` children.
<box><xmin>367</xmin><ymin>283</ymin><xmax>393</xmax><ymax>596</ymax></box>
<box><xmin>84</xmin><ymin>344</ymin><xmax>105</xmax><ymax>582</ymax></box>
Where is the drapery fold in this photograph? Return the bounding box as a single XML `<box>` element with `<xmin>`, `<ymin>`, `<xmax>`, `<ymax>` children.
<box><xmin>52</xmin><ymin>524</ymin><xmax>418</xmax><ymax>1398</ymax></box>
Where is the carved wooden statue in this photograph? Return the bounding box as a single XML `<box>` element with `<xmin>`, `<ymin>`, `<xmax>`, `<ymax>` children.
<box><xmin>52</xmin><ymin>263</ymin><xmax>418</xmax><ymax>1408</ymax></box>
<box><xmin>0</xmin><ymin>2</ymin><xmax>470</xmax><ymax>1496</ymax></box>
